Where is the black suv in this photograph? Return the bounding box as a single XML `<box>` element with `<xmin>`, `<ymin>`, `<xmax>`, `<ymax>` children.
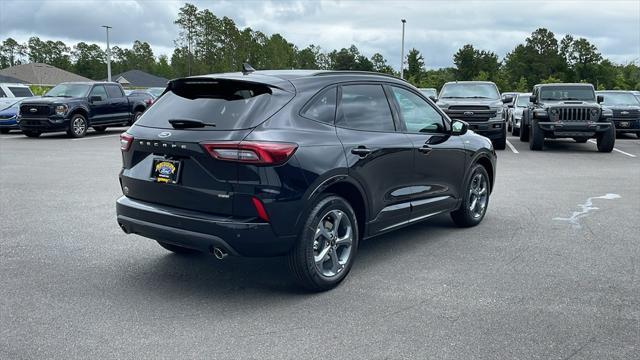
<box><xmin>520</xmin><ymin>83</ymin><xmax>614</xmax><ymax>151</ymax></box>
<box><xmin>115</xmin><ymin>70</ymin><xmax>497</xmax><ymax>291</ymax></box>
<box><xmin>596</xmin><ymin>90</ymin><xmax>640</xmax><ymax>138</ymax></box>
<box><xmin>436</xmin><ymin>81</ymin><xmax>511</xmax><ymax>150</ymax></box>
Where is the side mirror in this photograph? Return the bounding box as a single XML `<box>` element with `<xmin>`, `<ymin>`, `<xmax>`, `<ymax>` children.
<box><xmin>529</xmin><ymin>95</ymin><xmax>537</xmax><ymax>103</ymax></box>
<box><xmin>597</xmin><ymin>95</ymin><xmax>604</xmax><ymax>104</ymax></box>
<box><xmin>451</xmin><ymin>119</ymin><xmax>468</xmax><ymax>136</ymax></box>
<box><xmin>90</xmin><ymin>95</ymin><xmax>103</xmax><ymax>103</ymax></box>
<box><xmin>502</xmin><ymin>96</ymin><xmax>513</xmax><ymax>104</ymax></box>
<box><xmin>429</xmin><ymin>95</ymin><xmax>437</xmax><ymax>102</ymax></box>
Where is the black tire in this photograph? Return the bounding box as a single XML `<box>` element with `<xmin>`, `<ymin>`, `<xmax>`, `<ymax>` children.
<box><xmin>130</xmin><ymin>111</ymin><xmax>143</xmax><ymax>125</ymax></box>
<box><xmin>596</xmin><ymin>122</ymin><xmax>615</xmax><ymax>153</ymax></box>
<box><xmin>493</xmin><ymin>131</ymin><xmax>507</xmax><ymax>150</ymax></box>
<box><xmin>529</xmin><ymin>120</ymin><xmax>544</xmax><ymax>151</ymax></box>
<box><xmin>23</xmin><ymin>131</ymin><xmax>41</xmax><ymax>138</ymax></box>
<box><xmin>573</xmin><ymin>137</ymin><xmax>588</xmax><ymax>143</ymax></box>
<box><xmin>635</xmin><ymin>132</ymin><xmax>640</xmax><ymax>139</ymax></box>
<box><xmin>451</xmin><ymin>164</ymin><xmax>490</xmax><ymax>227</ymax></box>
<box><xmin>93</xmin><ymin>126</ymin><xmax>107</xmax><ymax>132</ymax></box>
<box><xmin>67</xmin><ymin>113</ymin><xmax>88</xmax><ymax>138</ymax></box>
<box><xmin>0</xmin><ymin>128</ymin><xmax>9</xmax><ymax>134</ymax></box>
<box><xmin>519</xmin><ymin>112</ymin><xmax>530</xmax><ymax>142</ymax></box>
<box><xmin>507</xmin><ymin>118</ymin><xmax>512</xmax><ymax>132</ymax></box>
<box><xmin>156</xmin><ymin>241</ymin><xmax>200</xmax><ymax>254</ymax></box>
<box><xmin>512</xmin><ymin>124</ymin><xmax>520</xmax><ymax>137</ymax></box>
<box><xmin>287</xmin><ymin>195</ymin><xmax>359</xmax><ymax>292</ymax></box>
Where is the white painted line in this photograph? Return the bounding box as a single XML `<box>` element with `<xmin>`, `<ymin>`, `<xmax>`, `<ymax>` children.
<box><xmin>71</xmin><ymin>134</ymin><xmax>121</xmax><ymax>141</ymax></box>
<box><xmin>587</xmin><ymin>140</ymin><xmax>637</xmax><ymax>158</ymax></box>
<box><xmin>506</xmin><ymin>139</ymin><xmax>519</xmax><ymax>154</ymax></box>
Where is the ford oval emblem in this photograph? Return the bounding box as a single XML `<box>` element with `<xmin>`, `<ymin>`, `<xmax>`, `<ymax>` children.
<box><xmin>463</xmin><ymin>111</ymin><xmax>474</xmax><ymax>116</ymax></box>
<box><xmin>29</xmin><ymin>108</ymin><xmax>38</xmax><ymax>113</ymax></box>
<box><xmin>158</xmin><ymin>131</ymin><xmax>172</xmax><ymax>138</ymax></box>
<box><xmin>621</xmin><ymin>111</ymin><xmax>629</xmax><ymax>115</ymax></box>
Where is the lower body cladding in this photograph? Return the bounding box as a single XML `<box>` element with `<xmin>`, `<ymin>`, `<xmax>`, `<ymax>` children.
<box><xmin>18</xmin><ymin>117</ymin><xmax>68</xmax><ymax>133</ymax></box>
<box><xmin>116</xmin><ymin>196</ymin><xmax>296</xmax><ymax>257</ymax></box>
<box><xmin>536</xmin><ymin>121</ymin><xmax>611</xmax><ymax>138</ymax></box>
<box><xmin>611</xmin><ymin>118</ymin><xmax>640</xmax><ymax>134</ymax></box>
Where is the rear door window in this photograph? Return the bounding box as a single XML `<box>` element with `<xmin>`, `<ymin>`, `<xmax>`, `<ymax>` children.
<box><xmin>301</xmin><ymin>86</ymin><xmax>337</xmax><ymax>124</ymax></box>
<box><xmin>336</xmin><ymin>84</ymin><xmax>395</xmax><ymax>132</ymax></box>
<box><xmin>106</xmin><ymin>85</ymin><xmax>124</xmax><ymax>98</ymax></box>
<box><xmin>90</xmin><ymin>86</ymin><xmax>108</xmax><ymax>100</ymax></box>
<box><xmin>135</xmin><ymin>78</ymin><xmax>295</xmax><ymax>131</ymax></box>
<box><xmin>8</xmin><ymin>87</ymin><xmax>33</xmax><ymax>97</ymax></box>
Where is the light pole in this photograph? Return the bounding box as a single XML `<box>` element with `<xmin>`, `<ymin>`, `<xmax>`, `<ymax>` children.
<box><xmin>400</xmin><ymin>19</ymin><xmax>406</xmax><ymax>79</ymax></box>
<box><xmin>102</xmin><ymin>25</ymin><xmax>112</xmax><ymax>82</ymax></box>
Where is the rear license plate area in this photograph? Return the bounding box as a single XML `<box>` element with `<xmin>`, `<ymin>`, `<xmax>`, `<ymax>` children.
<box><xmin>151</xmin><ymin>158</ymin><xmax>181</xmax><ymax>184</ymax></box>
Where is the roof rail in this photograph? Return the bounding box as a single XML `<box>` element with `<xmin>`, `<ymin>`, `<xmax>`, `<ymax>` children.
<box><xmin>313</xmin><ymin>71</ymin><xmax>406</xmax><ymax>82</ymax></box>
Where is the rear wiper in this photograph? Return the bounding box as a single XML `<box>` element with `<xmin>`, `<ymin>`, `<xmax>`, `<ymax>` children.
<box><xmin>168</xmin><ymin>118</ymin><xmax>216</xmax><ymax>129</ymax></box>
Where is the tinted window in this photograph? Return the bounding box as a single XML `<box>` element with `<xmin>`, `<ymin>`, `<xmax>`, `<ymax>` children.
<box><xmin>391</xmin><ymin>87</ymin><xmax>445</xmax><ymax>133</ymax></box>
<box><xmin>516</xmin><ymin>93</ymin><xmax>531</xmax><ymax>107</ymax></box>
<box><xmin>8</xmin><ymin>87</ymin><xmax>33</xmax><ymax>97</ymax></box>
<box><xmin>301</xmin><ymin>87</ymin><xmax>336</xmax><ymax>124</ymax></box>
<box><xmin>0</xmin><ymin>88</ymin><xmax>6</xmax><ymax>97</ymax></box>
<box><xmin>89</xmin><ymin>85</ymin><xmax>108</xmax><ymax>100</ymax></box>
<box><xmin>136</xmin><ymin>79</ymin><xmax>294</xmax><ymax>131</ymax></box>
<box><xmin>337</xmin><ymin>84</ymin><xmax>394</xmax><ymax>132</ymax></box>
<box><xmin>106</xmin><ymin>85</ymin><xmax>123</xmax><ymax>98</ymax></box>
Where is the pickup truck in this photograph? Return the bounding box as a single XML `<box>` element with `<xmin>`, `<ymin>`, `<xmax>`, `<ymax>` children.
<box><xmin>17</xmin><ymin>82</ymin><xmax>148</xmax><ymax>138</ymax></box>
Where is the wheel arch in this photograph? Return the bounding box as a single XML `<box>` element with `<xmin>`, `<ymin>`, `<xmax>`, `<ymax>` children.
<box><xmin>472</xmin><ymin>154</ymin><xmax>495</xmax><ymax>193</ymax></box>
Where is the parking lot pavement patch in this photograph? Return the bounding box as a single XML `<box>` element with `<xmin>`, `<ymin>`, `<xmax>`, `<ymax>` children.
<box><xmin>553</xmin><ymin>193</ymin><xmax>621</xmax><ymax>228</ymax></box>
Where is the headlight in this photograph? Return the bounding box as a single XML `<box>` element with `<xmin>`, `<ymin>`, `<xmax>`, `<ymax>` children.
<box><xmin>550</xmin><ymin>109</ymin><xmax>558</xmax><ymax>116</ymax></box>
<box><xmin>590</xmin><ymin>108</ymin><xmax>599</xmax><ymax>117</ymax></box>
<box><xmin>55</xmin><ymin>105</ymin><xmax>68</xmax><ymax>116</ymax></box>
<box><xmin>533</xmin><ymin>109</ymin><xmax>548</xmax><ymax>118</ymax></box>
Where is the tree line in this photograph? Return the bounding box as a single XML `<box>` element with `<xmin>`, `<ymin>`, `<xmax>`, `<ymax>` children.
<box><xmin>1</xmin><ymin>2</ymin><xmax>638</xmax><ymax>91</ymax></box>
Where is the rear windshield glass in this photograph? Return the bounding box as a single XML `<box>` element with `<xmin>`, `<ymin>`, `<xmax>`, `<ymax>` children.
<box><xmin>540</xmin><ymin>86</ymin><xmax>594</xmax><ymax>101</ymax></box>
<box><xmin>439</xmin><ymin>83</ymin><xmax>500</xmax><ymax>99</ymax></box>
<box><xmin>135</xmin><ymin>79</ymin><xmax>294</xmax><ymax>131</ymax></box>
<box><xmin>516</xmin><ymin>94</ymin><xmax>531</xmax><ymax>106</ymax></box>
<box><xmin>8</xmin><ymin>87</ymin><xmax>33</xmax><ymax>97</ymax></box>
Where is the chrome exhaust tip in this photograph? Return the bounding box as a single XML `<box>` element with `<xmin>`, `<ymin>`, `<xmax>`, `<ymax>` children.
<box><xmin>213</xmin><ymin>247</ymin><xmax>228</xmax><ymax>260</ymax></box>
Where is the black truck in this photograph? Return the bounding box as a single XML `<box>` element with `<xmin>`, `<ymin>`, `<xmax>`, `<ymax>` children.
<box><xmin>436</xmin><ymin>81</ymin><xmax>510</xmax><ymax>149</ymax></box>
<box><xmin>18</xmin><ymin>82</ymin><xmax>149</xmax><ymax>138</ymax></box>
<box><xmin>596</xmin><ymin>90</ymin><xmax>640</xmax><ymax>138</ymax></box>
<box><xmin>520</xmin><ymin>83</ymin><xmax>614</xmax><ymax>152</ymax></box>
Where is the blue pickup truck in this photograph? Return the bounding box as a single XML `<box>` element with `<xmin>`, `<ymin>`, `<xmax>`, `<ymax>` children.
<box><xmin>17</xmin><ymin>82</ymin><xmax>149</xmax><ymax>138</ymax></box>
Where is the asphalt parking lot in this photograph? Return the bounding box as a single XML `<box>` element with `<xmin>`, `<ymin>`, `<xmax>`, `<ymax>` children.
<box><xmin>1</xmin><ymin>129</ymin><xmax>639</xmax><ymax>359</ymax></box>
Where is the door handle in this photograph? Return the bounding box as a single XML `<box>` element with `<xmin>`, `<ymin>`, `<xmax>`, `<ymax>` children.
<box><xmin>351</xmin><ymin>146</ymin><xmax>372</xmax><ymax>157</ymax></box>
<box><xmin>418</xmin><ymin>145</ymin><xmax>432</xmax><ymax>154</ymax></box>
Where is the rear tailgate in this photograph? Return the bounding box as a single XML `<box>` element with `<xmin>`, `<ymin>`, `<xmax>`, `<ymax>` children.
<box><xmin>120</xmin><ymin>75</ymin><xmax>295</xmax><ymax>217</ymax></box>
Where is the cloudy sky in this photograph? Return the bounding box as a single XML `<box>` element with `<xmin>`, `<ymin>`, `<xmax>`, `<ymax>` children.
<box><xmin>1</xmin><ymin>0</ymin><xmax>639</xmax><ymax>69</ymax></box>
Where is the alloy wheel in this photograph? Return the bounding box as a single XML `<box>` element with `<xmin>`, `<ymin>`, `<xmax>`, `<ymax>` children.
<box><xmin>313</xmin><ymin>209</ymin><xmax>353</xmax><ymax>278</ymax></box>
<box><xmin>73</xmin><ymin>117</ymin><xmax>86</xmax><ymax>136</ymax></box>
<box><xmin>469</xmin><ymin>172</ymin><xmax>488</xmax><ymax>219</ymax></box>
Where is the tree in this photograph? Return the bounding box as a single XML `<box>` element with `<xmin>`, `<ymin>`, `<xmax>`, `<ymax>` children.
<box><xmin>72</xmin><ymin>42</ymin><xmax>106</xmax><ymax>80</ymax></box>
<box><xmin>406</xmin><ymin>48</ymin><xmax>425</xmax><ymax>82</ymax></box>
<box><xmin>174</xmin><ymin>3</ymin><xmax>198</xmax><ymax>75</ymax></box>
<box><xmin>295</xmin><ymin>45</ymin><xmax>321</xmax><ymax>69</ymax></box>
<box><xmin>154</xmin><ymin>55</ymin><xmax>173</xmax><ymax>79</ymax></box>
<box><xmin>370</xmin><ymin>53</ymin><xmax>393</xmax><ymax>74</ymax></box>
<box><xmin>1</xmin><ymin>38</ymin><xmax>26</xmax><ymax>67</ymax></box>
<box><xmin>453</xmin><ymin>44</ymin><xmax>499</xmax><ymax>81</ymax></box>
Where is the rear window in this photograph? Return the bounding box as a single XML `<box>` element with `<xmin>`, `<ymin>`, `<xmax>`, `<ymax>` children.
<box><xmin>136</xmin><ymin>79</ymin><xmax>294</xmax><ymax>131</ymax></box>
<box><xmin>8</xmin><ymin>87</ymin><xmax>33</xmax><ymax>97</ymax></box>
<box><xmin>106</xmin><ymin>85</ymin><xmax>123</xmax><ymax>98</ymax></box>
<box><xmin>336</xmin><ymin>84</ymin><xmax>395</xmax><ymax>132</ymax></box>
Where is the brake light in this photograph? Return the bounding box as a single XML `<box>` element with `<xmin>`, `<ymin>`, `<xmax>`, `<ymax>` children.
<box><xmin>120</xmin><ymin>133</ymin><xmax>133</xmax><ymax>151</ymax></box>
<box><xmin>252</xmin><ymin>197</ymin><xmax>270</xmax><ymax>222</ymax></box>
<box><xmin>201</xmin><ymin>141</ymin><xmax>298</xmax><ymax>165</ymax></box>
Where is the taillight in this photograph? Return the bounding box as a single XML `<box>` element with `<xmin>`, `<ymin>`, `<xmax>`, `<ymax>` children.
<box><xmin>145</xmin><ymin>99</ymin><xmax>153</xmax><ymax>106</ymax></box>
<box><xmin>120</xmin><ymin>133</ymin><xmax>133</xmax><ymax>151</ymax></box>
<box><xmin>201</xmin><ymin>141</ymin><xmax>298</xmax><ymax>165</ymax></box>
<box><xmin>252</xmin><ymin>197</ymin><xmax>270</xmax><ymax>222</ymax></box>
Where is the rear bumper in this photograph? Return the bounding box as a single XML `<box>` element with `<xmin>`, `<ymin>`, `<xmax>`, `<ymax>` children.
<box><xmin>116</xmin><ymin>196</ymin><xmax>296</xmax><ymax>257</ymax></box>
<box><xmin>467</xmin><ymin>120</ymin><xmax>505</xmax><ymax>139</ymax></box>
<box><xmin>18</xmin><ymin>117</ymin><xmax>68</xmax><ymax>132</ymax></box>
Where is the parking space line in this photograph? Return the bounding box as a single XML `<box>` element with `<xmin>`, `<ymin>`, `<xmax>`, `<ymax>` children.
<box><xmin>588</xmin><ymin>140</ymin><xmax>637</xmax><ymax>158</ymax></box>
<box><xmin>71</xmin><ymin>134</ymin><xmax>121</xmax><ymax>141</ymax></box>
<box><xmin>506</xmin><ymin>139</ymin><xmax>519</xmax><ymax>154</ymax></box>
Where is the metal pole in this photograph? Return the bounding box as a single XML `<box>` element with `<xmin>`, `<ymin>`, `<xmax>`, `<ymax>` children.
<box><xmin>400</xmin><ymin>19</ymin><xmax>406</xmax><ymax>79</ymax></box>
<box><xmin>102</xmin><ymin>25</ymin><xmax>112</xmax><ymax>82</ymax></box>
